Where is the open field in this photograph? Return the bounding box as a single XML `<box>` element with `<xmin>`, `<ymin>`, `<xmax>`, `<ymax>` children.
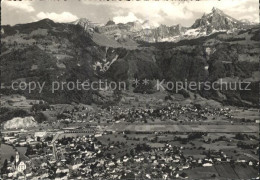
<box><xmin>183</xmin><ymin>166</ymin><xmax>219</xmax><ymax>179</ymax></box>
<box><xmin>1</xmin><ymin>144</ymin><xmax>16</xmax><ymax>166</ymax></box>
<box><xmin>230</xmin><ymin>109</ymin><xmax>260</xmax><ymax>121</ymax></box>
<box><xmin>215</xmin><ymin>164</ymin><xmax>239</xmax><ymax>179</ymax></box>
<box><xmin>233</xmin><ymin>164</ymin><xmax>258</xmax><ymax>179</ymax></box>
<box><xmin>108</xmin><ymin>123</ymin><xmax>258</xmax><ymax>133</ymax></box>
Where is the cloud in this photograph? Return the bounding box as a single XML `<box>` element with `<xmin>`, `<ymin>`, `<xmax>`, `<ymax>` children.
<box><xmin>36</xmin><ymin>12</ymin><xmax>78</xmax><ymax>23</ymax></box>
<box><xmin>184</xmin><ymin>0</ymin><xmax>259</xmax><ymax>22</ymax></box>
<box><xmin>240</xmin><ymin>14</ymin><xmax>259</xmax><ymax>23</ymax></box>
<box><xmin>2</xmin><ymin>1</ymin><xmax>35</xmax><ymax>12</ymax></box>
<box><xmin>184</xmin><ymin>0</ymin><xmax>249</xmax><ymax>13</ymax></box>
<box><xmin>113</xmin><ymin>12</ymin><xmax>143</xmax><ymax>24</ymax></box>
<box><xmin>83</xmin><ymin>1</ymin><xmax>194</xmax><ymax>25</ymax></box>
<box><xmin>2</xmin><ymin>0</ymin><xmax>258</xmax><ymax>26</ymax></box>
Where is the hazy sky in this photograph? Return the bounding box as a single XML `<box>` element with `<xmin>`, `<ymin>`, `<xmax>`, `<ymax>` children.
<box><xmin>1</xmin><ymin>0</ymin><xmax>259</xmax><ymax>27</ymax></box>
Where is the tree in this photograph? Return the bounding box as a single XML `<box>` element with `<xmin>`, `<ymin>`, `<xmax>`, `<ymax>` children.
<box><xmin>180</xmin><ymin>172</ymin><xmax>188</xmax><ymax>178</ymax></box>
<box><xmin>36</xmin><ymin>137</ymin><xmax>41</xmax><ymax>142</ymax></box>
<box><xmin>130</xmin><ymin>149</ymin><xmax>135</xmax><ymax>157</ymax></box>
<box><xmin>211</xmin><ymin>174</ymin><xmax>216</xmax><ymax>178</ymax></box>
<box><xmin>25</xmin><ymin>145</ymin><xmax>34</xmax><ymax>156</ymax></box>
<box><xmin>34</xmin><ymin>112</ymin><xmax>47</xmax><ymax>123</ymax></box>
<box><xmin>135</xmin><ymin>143</ymin><xmax>151</xmax><ymax>153</ymax></box>
<box><xmin>0</xmin><ymin>108</ymin><xmax>29</xmax><ymax>124</ymax></box>
<box><xmin>1</xmin><ymin>160</ymin><xmax>8</xmax><ymax>174</ymax></box>
<box><xmin>10</xmin><ymin>156</ymin><xmax>15</xmax><ymax>162</ymax></box>
<box><xmin>31</xmin><ymin>103</ymin><xmax>50</xmax><ymax>112</ymax></box>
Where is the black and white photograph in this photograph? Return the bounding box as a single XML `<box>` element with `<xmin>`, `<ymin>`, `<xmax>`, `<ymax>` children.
<box><xmin>0</xmin><ymin>0</ymin><xmax>259</xmax><ymax>179</ymax></box>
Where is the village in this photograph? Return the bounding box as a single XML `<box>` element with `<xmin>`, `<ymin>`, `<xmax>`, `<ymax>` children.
<box><xmin>1</xmin><ymin>92</ymin><xmax>259</xmax><ymax>179</ymax></box>
<box><xmin>1</xmin><ymin>100</ymin><xmax>259</xmax><ymax>179</ymax></box>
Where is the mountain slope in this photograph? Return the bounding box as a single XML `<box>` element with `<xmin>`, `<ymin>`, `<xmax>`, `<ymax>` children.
<box><xmin>1</xmin><ymin>9</ymin><xmax>259</xmax><ymax>106</ymax></box>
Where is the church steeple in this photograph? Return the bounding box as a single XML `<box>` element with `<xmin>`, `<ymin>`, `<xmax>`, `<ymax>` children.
<box><xmin>15</xmin><ymin>151</ymin><xmax>19</xmax><ymax>167</ymax></box>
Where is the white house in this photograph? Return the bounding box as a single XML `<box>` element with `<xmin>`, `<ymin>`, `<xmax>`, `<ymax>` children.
<box><xmin>203</xmin><ymin>163</ymin><xmax>213</xmax><ymax>167</ymax></box>
<box><xmin>34</xmin><ymin>131</ymin><xmax>47</xmax><ymax>140</ymax></box>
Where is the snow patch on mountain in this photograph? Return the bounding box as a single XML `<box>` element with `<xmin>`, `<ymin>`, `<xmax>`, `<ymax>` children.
<box><xmin>93</xmin><ymin>50</ymin><xmax>119</xmax><ymax>73</ymax></box>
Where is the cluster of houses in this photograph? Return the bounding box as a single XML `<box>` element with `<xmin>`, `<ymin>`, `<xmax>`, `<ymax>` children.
<box><xmin>2</xmin><ymin>130</ymin><xmax>55</xmax><ymax>178</ymax></box>
<box><xmin>1</xmin><ymin>100</ymin><xmax>258</xmax><ymax>179</ymax></box>
<box><xmin>53</xmin><ymin>101</ymin><xmax>234</xmax><ymax>126</ymax></box>
<box><xmin>91</xmin><ymin>103</ymin><xmax>234</xmax><ymax>124</ymax></box>
<box><xmin>51</xmin><ymin>99</ymin><xmax>242</xmax><ymax>128</ymax></box>
<box><xmin>44</xmin><ymin>133</ymin><xmax>260</xmax><ymax>179</ymax></box>
<box><xmin>3</xmin><ymin>131</ymin><xmax>48</xmax><ymax>146</ymax></box>
<box><xmin>2</xmin><ymin>127</ymin><xmax>259</xmax><ymax>179</ymax></box>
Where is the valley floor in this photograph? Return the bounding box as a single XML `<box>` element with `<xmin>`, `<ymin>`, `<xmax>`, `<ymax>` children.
<box><xmin>1</xmin><ymin>92</ymin><xmax>259</xmax><ymax>179</ymax></box>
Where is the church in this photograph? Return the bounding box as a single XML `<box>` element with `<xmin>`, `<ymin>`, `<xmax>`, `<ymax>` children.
<box><xmin>15</xmin><ymin>151</ymin><xmax>27</xmax><ymax>172</ymax></box>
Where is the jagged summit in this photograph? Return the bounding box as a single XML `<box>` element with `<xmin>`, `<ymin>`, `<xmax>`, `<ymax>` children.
<box><xmin>191</xmin><ymin>7</ymin><xmax>244</xmax><ymax>34</ymax></box>
<box><xmin>105</xmin><ymin>20</ymin><xmax>116</xmax><ymax>26</ymax></box>
<box><xmin>72</xmin><ymin>18</ymin><xmax>100</xmax><ymax>31</ymax></box>
<box><xmin>75</xmin><ymin>7</ymin><xmax>255</xmax><ymax>43</ymax></box>
<box><xmin>13</xmin><ymin>7</ymin><xmax>255</xmax><ymax>43</ymax></box>
<box><xmin>126</xmin><ymin>20</ymin><xmax>142</xmax><ymax>26</ymax></box>
<box><xmin>72</xmin><ymin>18</ymin><xmax>95</xmax><ymax>26</ymax></box>
<box><xmin>73</xmin><ymin>18</ymin><xmax>90</xmax><ymax>23</ymax></box>
<box><xmin>212</xmin><ymin>7</ymin><xmax>223</xmax><ymax>14</ymax></box>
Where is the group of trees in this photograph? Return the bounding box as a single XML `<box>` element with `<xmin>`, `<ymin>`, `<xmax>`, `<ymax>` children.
<box><xmin>187</xmin><ymin>132</ymin><xmax>206</xmax><ymax>140</ymax></box>
<box><xmin>25</xmin><ymin>145</ymin><xmax>35</xmax><ymax>156</ymax></box>
<box><xmin>135</xmin><ymin>143</ymin><xmax>151</xmax><ymax>153</ymax></box>
<box><xmin>31</xmin><ymin>102</ymin><xmax>50</xmax><ymax>112</ymax></box>
<box><xmin>0</xmin><ymin>100</ymin><xmax>49</xmax><ymax>125</ymax></box>
<box><xmin>237</xmin><ymin>141</ymin><xmax>257</xmax><ymax>149</ymax></box>
<box><xmin>0</xmin><ymin>107</ymin><xmax>29</xmax><ymax>124</ymax></box>
<box><xmin>1</xmin><ymin>156</ymin><xmax>15</xmax><ymax>175</ymax></box>
<box><xmin>1</xmin><ymin>160</ymin><xmax>8</xmax><ymax>175</ymax></box>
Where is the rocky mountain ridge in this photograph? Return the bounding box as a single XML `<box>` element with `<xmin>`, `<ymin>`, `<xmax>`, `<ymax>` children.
<box><xmin>1</xmin><ymin>8</ymin><xmax>259</xmax><ymax>107</ymax></box>
<box><xmin>72</xmin><ymin>7</ymin><xmax>257</xmax><ymax>43</ymax></box>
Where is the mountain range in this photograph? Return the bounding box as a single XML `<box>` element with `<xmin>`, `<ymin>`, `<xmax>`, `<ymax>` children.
<box><xmin>71</xmin><ymin>7</ymin><xmax>257</xmax><ymax>43</ymax></box>
<box><xmin>1</xmin><ymin>8</ymin><xmax>259</xmax><ymax>107</ymax></box>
